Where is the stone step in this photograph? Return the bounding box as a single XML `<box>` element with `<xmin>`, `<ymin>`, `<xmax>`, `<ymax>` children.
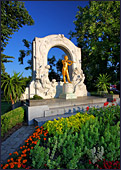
<box><xmin>48</xmin><ymin>97</ymin><xmax>107</xmax><ymax>109</ymax></box>
<box><xmin>34</xmin><ymin>102</ymin><xmax>105</xmax><ymax>127</ymax></box>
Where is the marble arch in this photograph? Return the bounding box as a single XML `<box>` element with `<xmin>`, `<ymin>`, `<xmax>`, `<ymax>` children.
<box><xmin>22</xmin><ymin>34</ymin><xmax>87</xmax><ymax>99</ymax></box>
<box><xmin>32</xmin><ymin>34</ymin><xmax>82</xmax><ymax>80</ymax></box>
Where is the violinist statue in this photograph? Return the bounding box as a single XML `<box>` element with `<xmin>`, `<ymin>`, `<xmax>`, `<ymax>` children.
<box><xmin>62</xmin><ymin>56</ymin><xmax>75</xmax><ymax>83</ymax></box>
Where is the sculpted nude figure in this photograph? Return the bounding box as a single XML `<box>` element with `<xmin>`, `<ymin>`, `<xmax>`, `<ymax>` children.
<box><xmin>62</xmin><ymin>56</ymin><xmax>75</xmax><ymax>83</ymax></box>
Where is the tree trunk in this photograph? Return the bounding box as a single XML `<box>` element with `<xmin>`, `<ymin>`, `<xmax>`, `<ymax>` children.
<box><xmin>10</xmin><ymin>94</ymin><xmax>15</xmax><ymax>110</ymax></box>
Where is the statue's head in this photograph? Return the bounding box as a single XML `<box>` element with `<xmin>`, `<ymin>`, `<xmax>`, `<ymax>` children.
<box><xmin>64</xmin><ymin>56</ymin><xmax>68</xmax><ymax>61</ymax></box>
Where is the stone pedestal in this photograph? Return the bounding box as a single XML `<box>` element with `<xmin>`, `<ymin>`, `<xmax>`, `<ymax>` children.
<box><xmin>59</xmin><ymin>83</ymin><xmax>77</xmax><ymax>99</ymax></box>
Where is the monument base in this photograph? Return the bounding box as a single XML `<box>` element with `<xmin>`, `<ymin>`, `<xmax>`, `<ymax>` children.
<box><xmin>59</xmin><ymin>93</ymin><xmax>77</xmax><ymax>99</ymax></box>
<box><xmin>59</xmin><ymin>83</ymin><xmax>77</xmax><ymax>99</ymax></box>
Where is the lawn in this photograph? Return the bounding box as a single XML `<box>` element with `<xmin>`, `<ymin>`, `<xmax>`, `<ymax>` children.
<box><xmin>1</xmin><ymin>100</ymin><xmax>120</xmax><ymax>169</ymax></box>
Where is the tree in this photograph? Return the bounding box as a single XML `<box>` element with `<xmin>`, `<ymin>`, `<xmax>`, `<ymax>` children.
<box><xmin>1</xmin><ymin>1</ymin><xmax>34</xmax><ymax>51</ymax></box>
<box><xmin>18</xmin><ymin>39</ymin><xmax>32</xmax><ymax>72</ymax></box>
<box><xmin>56</xmin><ymin>58</ymin><xmax>63</xmax><ymax>81</ymax></box>
<box><xmin>1</xmin><ymin>54</ymin><xmax>14</xmax><ymax>74</ymax></box>
<box><xmin>48</xmin><ymin>56</ymin><xmax>63</xmax><ymax>82</ymax></box>
<box><xmin>1</xmin><ymin>1</ymin><xmax>34</xmax><ymax>73</ymax></box>
<box><xmin>48</xmin><ymin>56</ymin><xmax>57</xmax><ymax>81</ymax></box>
<box><xmin>69</xmin><ymin>1</ymin><xmax>120</xmax><ymax>91</ymax></box>
<box><xmin>1</xmin><ymin>72</ymin><xmax>26</xmax><ymax>109</ymax></box>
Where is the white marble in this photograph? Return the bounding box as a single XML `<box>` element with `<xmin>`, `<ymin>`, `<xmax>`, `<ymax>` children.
<box><xmin>59</xmin><ymin>83</ymin><xmax>77</xmax><ymax>99</ymax></box>
<box><xmin>22</xmin><ymin>34</ymin><xmax>88</xmax><ymax>99</ymax></box>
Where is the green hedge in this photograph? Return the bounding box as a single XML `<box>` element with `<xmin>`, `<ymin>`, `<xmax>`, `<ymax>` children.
<box><xmin>1</xmin><ymin>107</ymin><xmax>25</xmax><ymax>137</ymax></box>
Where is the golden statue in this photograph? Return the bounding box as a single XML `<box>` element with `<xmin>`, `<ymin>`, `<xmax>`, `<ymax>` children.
<box><xmin>62</xmin><ymin>56</ymin><xmax>75</xmax><ymax>83</ymax></box>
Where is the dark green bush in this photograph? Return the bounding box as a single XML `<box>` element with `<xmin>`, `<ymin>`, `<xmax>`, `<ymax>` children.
<box><xmin>1</xmin><ymin>107</ymin><xmax>25</xmax><ymax>137</ymax></box>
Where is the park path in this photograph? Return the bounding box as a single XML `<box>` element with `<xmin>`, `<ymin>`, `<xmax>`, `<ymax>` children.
<box><xmin>1</xmin><ymin>125</ymin><xmax>35</xmax><ymax>163</ymax></box>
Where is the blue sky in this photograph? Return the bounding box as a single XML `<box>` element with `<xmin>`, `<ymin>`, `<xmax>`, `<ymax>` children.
<box><xmin>3</xmin><ymin>1</ymin><xmax>89</xmax><ymax>77</ymax></box>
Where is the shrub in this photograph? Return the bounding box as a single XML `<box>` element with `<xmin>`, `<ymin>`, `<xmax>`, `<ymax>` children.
<box><xmin>110</xmin><ymin>91</ymin><xmax>114</xmax><ymax>94</ymax></box>
<box><xmin>1</xmin><ymin>107</ymin><xmax>25</xmax><ymax>137</ymax></box>
<box><xmin>43</xmin><ymin>112</ymin><xmax>95</xmax><ymax>135</ymax></box>
<box><xmin>77</xmin><ymin>117</ymin><xmax>120</xmax><ymax>164</ymax></box>
<box><xmin>30</xmin><ymin>95</ymin><xmax>43</xmax><ymax>100</ymax></box>
<box><xmin>88</xmin><ymin>105</ymin><xmax>120</xmax><ymax>126</ymax></box>
<box><xmin>30</xmin><ymin>127</ymin><xmax>82</xmax><ymax>169</ymax></box>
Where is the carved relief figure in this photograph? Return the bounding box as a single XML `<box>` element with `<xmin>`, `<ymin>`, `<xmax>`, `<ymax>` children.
<box><xmin>72</xmin><ymin>67</ymin><xmax>85</xmax><ymax>93</ymax></box>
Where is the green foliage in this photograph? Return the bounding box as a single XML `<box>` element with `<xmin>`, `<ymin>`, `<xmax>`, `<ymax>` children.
<box><xmin>1</xmin><ymin>107</ymin><xmax>25</xmax><ymax>137</ymax></box>
<box><xmin>1</xmin><ymin>72</ymin><xmax>26</xmax><ymax>104</ymax></box>
<box><xmin>1</xmin><ymin>1</ymin><xmax>34</xmax><ymax>75</ymax></box>
<box><xmin>20</xmin><ymin>76</ymin><xmax>32</xmax><ymax>88</ymax></box>
<box><xmin>18</xmin><ymin>39</ymin><xmax>32</xmax><ymax>73</ymax></box>
<box><xmin>110</xmin><ymin>90</ymin><xmax>114</xmax><ymax>94</ymax></box>
<box><xmin>88</xmin><ymin>105</ymin><xmax>120</xmax><ymax>126</ymax></box>
<box><xmin>1</xmin><ymin>101</ymin><xmax>12</xmax><ymax>115</ymax></box>
<box><xmin>1</xmin><ymin>54</ymin><xmax>15</xmax><ymax>74</ymax></box>
<box><xmin>1</xmin><ymin>1</ymin><xmax>34</xmax><ymax>52</ymax></box>
<box><xmin>30</xmin><ymin>128</ymin><xmax>82</xmax><ymax>169</ymax></box>
<box><xmin>70</xmin><ymin>1</ymin><xmax>120</xmax><ymax>91</ymax></box>
<box><xmin>30</xmin><ymin>109</ymin><xmax>120</xmax><ymax>169</ymax></box>
<box><xmin>30</xmin><ymin>140</ymin><xmax>50</xmax><ymax>169</ymax></box>
<box><xmin>43</xmin><ymin>112</ymin><xmax>95</xmax><ymax>135</ymax></box>
<box><xmin>48</xmin><ymin>56</ymin><xmax>62</xmax><ymax>82</ymax></box>
<box><xmin>95</xmin><ymin>73</ymin><xmax>111</xmax><ymax>92</ymax></box>
<box><xmin>90</xmin><ymin>91</ymin><xmax>104</xmax><ymax>97</ymax></box>
<box><xmin>30</xmin><ymin>94</ymin><xmax>43</xmax><ymax>100</ymax></box>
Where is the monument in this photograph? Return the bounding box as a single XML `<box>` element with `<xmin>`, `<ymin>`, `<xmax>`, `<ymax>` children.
<box><xmin>21</xmin><ymin>34</ymin><xmax>88</xmax><ymax>100</ymax></box>
<box><xmin>21</xmin><ymin>34</ymin><xmax>110</xmax><ymax>126</ymax></box>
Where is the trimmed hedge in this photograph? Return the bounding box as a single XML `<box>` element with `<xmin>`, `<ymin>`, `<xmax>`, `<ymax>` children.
<box><xmin>1</xmin><ymin>107</ymin><xmax>25</xmax><ymax>137</ymax></box>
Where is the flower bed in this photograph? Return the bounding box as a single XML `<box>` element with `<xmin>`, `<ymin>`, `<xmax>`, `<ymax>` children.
<box><xmin>1</xmin><ymin>100</ymin><xmax>120</xmax><ymax>169</ymax></box>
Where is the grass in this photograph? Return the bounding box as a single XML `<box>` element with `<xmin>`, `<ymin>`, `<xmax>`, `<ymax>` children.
<box><xmin>1</xmin><ymin>101</ymin><xmax>12</xmax><ymax>115</ymax></box>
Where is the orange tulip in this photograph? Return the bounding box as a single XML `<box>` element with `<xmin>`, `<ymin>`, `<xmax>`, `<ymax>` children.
<box><xmin>10</xmin><ymin>158</ymin><xmax>14</xmax><ymax>161</ymax></box>
<box><xmin>9</xmin><ymin>163</ymin><xmax>14</xmax><ymax>168</ymax></box>
<box><xmin>23</xmin><ymin>159</ymin><xmax>27</xmax><ymax>164</ymax></box>
<box><xmin>34</xmin><ymin>141</ymin><xmax>37</xmax><ymax>144</ymax></box>
<box><xmin>14</xmin><ymin>162</ymin><xmax>18</xmax><ymax>165</ymax></box>
<box><xmin>18</xmin><ymin>163</ymin><xmax>21</xmax><ymax>168</ymax></box>
<box><xmin>22</xmin><ymin>150</ymin><xmax>27</xmax><ymax>154</ymax></box>
<box><xmin>7</xmin><ymin>159</ymin><xmax>10</xmax><ymax>163</ymax></box>
<box><xmin>23</xmin><ymin>154</ymin><xmax>27</xmax><ymax>157</ymax></box>
<box><xmin>35</xmin><ymin>126</ymin><xmax>39</xmax><ymax>128</ymax></box>
<box><xmin>14</xmin><ymin>151</ymin><xmax>18</xmax><ymax>155</ymax></box>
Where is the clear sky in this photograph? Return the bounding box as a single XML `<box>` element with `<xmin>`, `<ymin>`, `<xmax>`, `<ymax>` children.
<box><xmin>3</xmin><ymin>1</ymin><xmax>89</xmax><ymax>77</ymax></box>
